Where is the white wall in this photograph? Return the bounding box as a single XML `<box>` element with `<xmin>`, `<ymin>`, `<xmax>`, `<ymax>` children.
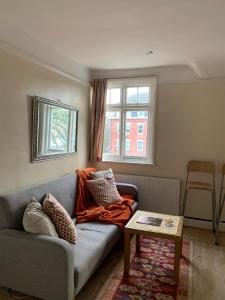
<box><xmin>92</xmin><ymin>68</ymin><xmax>225</xmax><ymax>229</ymax></box>
<box><xmin>2</xmin><ymin>48</ymin><xmax>225</xmax><ymax>230</ymax></box>
<box><xmin>0</xmin><ymin>49</ymin><xmax>89</xmax><ymax>194</ymax></box>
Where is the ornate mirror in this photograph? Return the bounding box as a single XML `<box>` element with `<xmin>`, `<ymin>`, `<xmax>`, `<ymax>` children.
<box><xmin>32</xmin><ymin>96</ymin><xmax>78</xmax><ymax>162</ymax></box>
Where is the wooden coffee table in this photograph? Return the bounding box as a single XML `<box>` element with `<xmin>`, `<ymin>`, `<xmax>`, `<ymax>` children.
<box><xmin>124</xmin><ymin>210</ymin><xmax>184</xmax><ymax>283</ymax></box>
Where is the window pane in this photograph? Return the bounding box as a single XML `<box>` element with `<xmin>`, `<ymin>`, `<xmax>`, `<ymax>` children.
<box><xmin>103</xmin><ymin>111</ymin><xmax>120</xmax><ymax>156</ymax></box>
<box><xmin>49</xmin><ymin>107</ymin><xmax>69</xmax><ymax>152</ymax></box>
<box><xmin>138</xmin><ymin>86</ymin><xmax>149</xmax><ymax>103</ymax></box>
<box><xmin>125</xmin><ymin>111</ymin><xmax>148</xmax><ymax>157</ymax></box>
<box><xmin>106</xmin><ymin>89</ymin><xmax>110</xmax><ymax>104</ymax></box>
<box><xmin>111</xmin><ymin>88</ymin><xmax>120</xmax><ymax>104</ymax></box>
<box><xmin>126</xmin><ymin>87</ymin><xmax>137</xmax><ymax>104</ymax></box>
<box><xmin>106</xmin><ymin>88</ymin><xmax>121</xmax><ymax>104</ymax></box>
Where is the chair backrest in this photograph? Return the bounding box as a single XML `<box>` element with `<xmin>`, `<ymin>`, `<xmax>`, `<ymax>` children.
<box><xmin>187</xmin><ymin>160</ymin><xmax>215</xmax><ymax>174</ymax></box>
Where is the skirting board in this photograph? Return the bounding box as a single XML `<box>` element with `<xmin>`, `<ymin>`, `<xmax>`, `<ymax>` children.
<box><xmin>184</xmin><ymin>218</ymin><xmax>225</xmax><ymax>232</ymax></box>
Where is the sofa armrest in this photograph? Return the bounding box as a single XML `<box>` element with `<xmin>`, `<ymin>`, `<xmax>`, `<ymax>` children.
<box><xmin>0</xmin><ymin>229</ymin><xmax>74</xmax><ymax>300</ymax></box>
<box><xmin>116</xmin><ymin>182</ymin><xmax>138</xmax><ymax>202</ymax></box>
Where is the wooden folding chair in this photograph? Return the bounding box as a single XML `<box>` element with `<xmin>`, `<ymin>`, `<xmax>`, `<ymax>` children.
<box><xmin>180</xmin><ymin>160</ymin><xmax>216</xmax><ymax>232</ymax></box>
<box><xmin>217</xmin><ymin>164</ymin><xmax>225</xmax><ymax>222</ymax></box>
<box><xmin>215</xmin><ymin>164</ymin><xmax>225</xmax><ymax>244</ymax></box>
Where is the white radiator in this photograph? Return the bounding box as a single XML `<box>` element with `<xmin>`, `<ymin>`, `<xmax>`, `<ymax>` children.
<box><xmin>115</xmin><ymin>174</ymin><xmax>181</xmax><ymax>215</ymax></box>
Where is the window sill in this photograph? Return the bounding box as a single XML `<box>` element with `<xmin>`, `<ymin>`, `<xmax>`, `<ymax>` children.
<box><xmin>101</xmin><ymin>159</ymin><xmax>154</xmax><ymax>166</ymax></box>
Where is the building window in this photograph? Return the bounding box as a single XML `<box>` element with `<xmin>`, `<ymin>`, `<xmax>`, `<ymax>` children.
<box><xmin>115</xmin><ymin>139</ymin><xmax>119</xmax><ymax>152</ymax></box>
<box><xmin>125</xmin><ymin>139</ymin><xmax>131</xmax><ymax>152</ymax></box>
<box><xmin>126</xmin><ymin>123</ymin><xmax>131</xmax><ymax>133</ymax></box>
<box><xmin>116</xmin><ymin>123</ymin><xmax>119</xmax><ymax>134</ymax></box>
<box><xmin>137</xmin><ymin>123</ymin><xmax>144</xmax><ymax>134</ymax></box>
<box><xmin>137</xmin><ymin>140</ymin><xmax>144</xmax><ymax>151</ymax></box>
<box><xmin>102</xmin><ymin>77</ymin><xmax>157</xmax><ymax>164</ymax></box>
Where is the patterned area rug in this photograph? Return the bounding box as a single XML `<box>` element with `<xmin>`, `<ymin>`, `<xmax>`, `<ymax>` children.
<box><xmin>98</xmin><ymin>236</ymin><xmax>193</xmax><ymax>300</ymax></box>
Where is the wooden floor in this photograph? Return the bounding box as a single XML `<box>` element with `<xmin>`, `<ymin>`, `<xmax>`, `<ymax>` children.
<box><xmin>0</xmin><ymin>227</ymin><xmax>225</xmax><ymax>300</ymax></box>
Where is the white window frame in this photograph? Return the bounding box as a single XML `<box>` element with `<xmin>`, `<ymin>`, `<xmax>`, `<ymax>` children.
<box><xmin>102</xmin><ymin>76</ymin><xmax>157</xmax><ymax>164</ymax></box>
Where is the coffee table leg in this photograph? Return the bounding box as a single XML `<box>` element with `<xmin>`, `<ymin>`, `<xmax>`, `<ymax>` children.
<box><xmin>174</xmin><ymin>238</ymin><xmax>182</xmax><ymax>283</ymax></box>
<box><xmin>180</xmin><ymin>237</ymin><xmax>183</xmax><ymax>258</ymax></box>
<box><xmin>124</xmin><ymin>230</ymin><xmax>131</xmax><ymax>276</ymax></box>
<box><xmin>136</xmin><ymin>234</ymin><xmax>141</xmax><ymax>252</ymax></box>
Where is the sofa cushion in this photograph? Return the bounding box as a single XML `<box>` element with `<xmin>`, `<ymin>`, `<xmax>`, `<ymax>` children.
<box><xmin>73</xmin><ymin>201</ymin><xmax>138</xmax><ymax>294</ymax></box>
<box><xmin>43</xmin><ymin>193</ymin><xmax>77</xmax><ymax>244</ymax></box>
<box><xmin>0</xmin><ymin>174</ymin><xmax>77</xmax><ymax>230</ymax></box>
<box><xmin>23</xmin><ymin>198</ymin><xmax>58</xmax><ymax>237</ymax></box>
<box><xmin>73</xmin><ymin>222</ymin><xmax>121</xmax><ymax>294</ymax></box>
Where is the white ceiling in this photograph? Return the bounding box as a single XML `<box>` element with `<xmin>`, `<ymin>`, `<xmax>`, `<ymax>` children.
<box><xmin>0</xmin><ymin>0</ymin><xmax>225</xmax><ymax>80</ymax></box>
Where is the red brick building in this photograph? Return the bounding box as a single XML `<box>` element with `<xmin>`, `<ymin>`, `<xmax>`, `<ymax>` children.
<box><xmin>104</xmin><ymin>112</ymin><xmax>148</xmax><ymax>157</ymax></box>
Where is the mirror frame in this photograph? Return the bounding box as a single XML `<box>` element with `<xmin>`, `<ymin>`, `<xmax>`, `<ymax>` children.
<box><xmin>31</xmin><ymin>96</ymin><xmax>79</xmax><ymax>162</ymax></box>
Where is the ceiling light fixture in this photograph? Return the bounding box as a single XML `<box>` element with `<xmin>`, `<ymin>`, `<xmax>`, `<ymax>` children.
<box><xmin>145</xmin><ymin>50</ymin><xmax>153</xmax><ymax>55</ymax></box>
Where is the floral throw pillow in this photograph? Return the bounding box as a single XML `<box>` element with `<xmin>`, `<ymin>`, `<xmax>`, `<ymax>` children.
<box><xmin>43</xmin><ymin>193</ymin><xmax>77</xmax><ymax>244</ymax></box>
<box><xmin>86</xmin><ymin>177</ymin><xmax>121</xmax><ymax>206</ymax></box>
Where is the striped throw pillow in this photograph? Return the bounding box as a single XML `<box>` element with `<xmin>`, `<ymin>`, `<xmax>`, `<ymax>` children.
<box><xmin>86</xmin><ymin>177</ymin><xmax>121</xmax><ymax>206</ymax></box>
<box><xmin>43</xmin><ymin>193</ymin><xmax>77</xmax><ymax>244</ymax></box>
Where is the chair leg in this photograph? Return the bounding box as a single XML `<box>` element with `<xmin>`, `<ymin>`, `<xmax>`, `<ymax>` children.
<box><xmin>212</xmin><ymin>191</ymin><xmax>216</xmax><ymax>233</ymax></box>
<box><xmin>180</xmin><ymin>189</ymin><xmax>188</xmax><ymax>216</ymax></box>
<box><xmin>218</xmin><ymin>194</ymin><xmax>225</xmax><ymax>224</ymax></box>
<box><xmin>218</xmin><ymin>188</ymin><xmax>223</xmax><ymax>219</ymax></box>
<box><xmin>215</xmin><ymin>221</ymin><xmax>220</xmax><ymax>245</ymax></box>
<box><xmin>215</xmin><ymin>187</ymin><xmax>224</xmax><ymax>245</ymax></box>
<box><xmin>215</xmin><ymin>193</ymin><xmax>219</xmax><ymax>245</ymax></box>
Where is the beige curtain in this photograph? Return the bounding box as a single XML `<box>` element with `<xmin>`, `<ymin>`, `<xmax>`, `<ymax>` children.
<box><xmin>89</xmin><ymin>79</ymin><xmax>107</xmax><ymax>162</ymax></box>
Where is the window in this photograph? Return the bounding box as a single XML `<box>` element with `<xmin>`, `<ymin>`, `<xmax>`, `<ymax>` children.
<box><xmin>126</xmin><ymin>111</ymin><xmax>148</xmax><ymax>118</ymax></box>
<box><xmin>115</xmin><ymin>139</ymin><xmax>119</xmax><ymax>152</ymax></box>
<box><xmin>102</xmin><ymin>77</ymin><xmax>157</xmax><ymax>164</ymax></box>
<box><xmin>106</xmin><ymin>88</ymin><xmax>120</xmax><ymax>105</ymax></box>
<box><xmin>126</xmin><ymin>86</ymin><xmax>149</xmax><ymax>104</ymax></box>
<box><xmin>126</xmin><ymin>123</ymin><xmax>131</xmax><ymax>133</ymax></box>
<box><xmin>137</xmin><ymin>123</ymin><xmax>144</xmax><ymax>134</ymax></box>
<box><xmin>116</xmin><ymin>123</ymin><xmax>119</xmax><ymax>134</ymax></box>
<box><xmin>125</xmin><ymin>139</ymin><xmax>131</xmax><ymax>152</ymax></box>
<box><xmin>103</xmin><ymin>111</ymin><xmax>120</xmax><ymax>156</ymax></box>
<box><xmin>137</xmin><ymin>140</ymin><xmax>144</xmax><ymax>151</ymax></box>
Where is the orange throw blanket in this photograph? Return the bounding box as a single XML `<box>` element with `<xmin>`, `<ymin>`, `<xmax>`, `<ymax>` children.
<box><xmin>75</xmin><ymin>168</ymin><xmax>134</xmax><ymax>229</ymax></box>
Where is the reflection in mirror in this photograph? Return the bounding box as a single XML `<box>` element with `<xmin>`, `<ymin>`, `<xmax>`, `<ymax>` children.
<box><xmin>32</xmin><ymin>97</ymin><xmax>78</xmax><ymax>162</ymax></box>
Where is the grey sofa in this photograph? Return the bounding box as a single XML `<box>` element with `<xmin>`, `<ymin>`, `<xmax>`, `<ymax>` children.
<box><xmin>0</xmin><ymin>173</ymin><xmax>138</xmax><ymax>300</ymax></box>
